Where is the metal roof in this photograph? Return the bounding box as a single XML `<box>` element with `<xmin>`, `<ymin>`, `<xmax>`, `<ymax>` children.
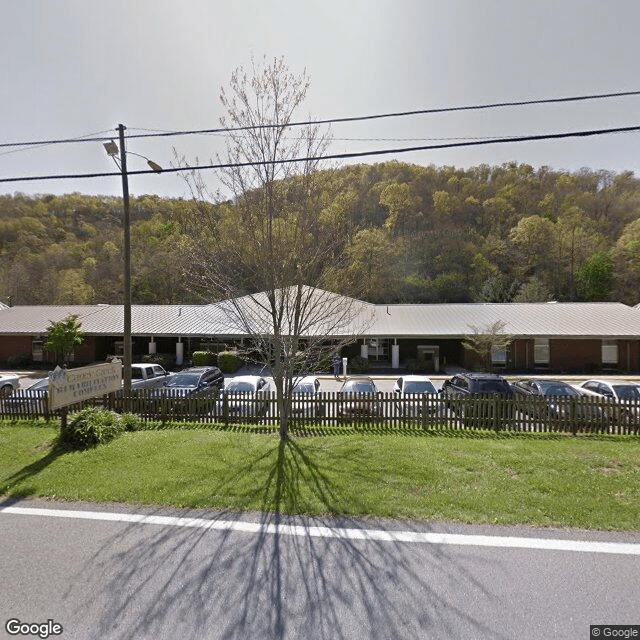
<box><xmin>370</xmin><ymin>302</ymin><xmax>640</xmax><ymax>339</ymax></box>
<box><xmin>0</xmin><ymin>296</ymin><xmax>638</xmax><ymax>339</ymax></box>
<box><xmin>0</xmin><ymin>305</ymin><xmax>211</xmax><ymax>337</ymax></box>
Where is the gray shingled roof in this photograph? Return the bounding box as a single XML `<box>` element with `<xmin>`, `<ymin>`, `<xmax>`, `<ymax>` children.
<box><xmin>0</xmin><ymin>295</ymin><xmax>638</xmax><ymax>339</ymax></box>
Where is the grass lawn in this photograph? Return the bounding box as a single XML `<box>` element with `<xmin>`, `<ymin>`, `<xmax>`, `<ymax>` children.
<box><xmin>1</xmin><ymin>419</ymin><xmax>639</xmax><ymax>530</ymax></box>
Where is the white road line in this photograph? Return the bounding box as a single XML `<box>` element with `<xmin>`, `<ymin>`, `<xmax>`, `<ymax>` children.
<box><xmin>2</xmin><ymin>505</ymin><xmax>639</xmax><ymax>556</ymax></box>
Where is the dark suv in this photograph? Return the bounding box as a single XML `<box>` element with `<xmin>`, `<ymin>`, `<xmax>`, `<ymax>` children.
<box><xmin>441</xmin><ymin>373</ymin><xmax>514</xmax><ymax>427</ymax></box>
<box><xmin>151</xmin><ymin>366</ymin><xmax>224</xmax><ymax>414</ymax></box>
<box><xmin>442</xmin><ymin>373</ymin><xmax>513</xmax><ymax>397</ymax></box>
<box><xmin>163</xmin><ymin>366</ymin><xmax>224</xmax><ymax>396</ymax></box>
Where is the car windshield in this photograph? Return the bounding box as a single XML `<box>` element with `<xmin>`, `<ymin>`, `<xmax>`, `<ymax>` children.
<box><xmin>28</xmin><ymin>378</ymin><xmax>49</xmax><ymax>391</ymax></box>
<box><xmin>166</xmin><ymin>373</ymin><xmax>199</xmax><ymax>388</ymax></box>
<box><xmin>473</xmin><ymin>379</ymin><xmax>510</xmax><ymax>393</ymax></box>
<box><xmin>540</xmin><ymin>382</ymin><xmax>578</xmax><ymax>397</ymax></box>
<box><xmin>342</xmin><ymin>381</ymin><xmax>375</xmax><ymax>394</ymax></box>
<box><xmin>293</xmin><ymin>383</ymin><xmax>314</xmax><ymax>394</ymax></box>
<box><xmin>613</xmin><ymin>384</ymin><xmax>640</xmax><ymax>400</ymax></box>
<box><xmin>404</xmin><ymin>381</ymin><xmax>436</xmax><ymax>394</ymax></box>
<box><xmin>227</xmin><ymin>381</ymin><xmax>255</xmax><ymax>393</ymax></box>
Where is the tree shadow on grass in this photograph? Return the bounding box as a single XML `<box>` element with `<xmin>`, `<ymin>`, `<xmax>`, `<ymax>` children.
<box><xmin>56</xmin><ymin>436</ymin><xmax>514</xmax><ymax>640</ymax></box>
<box><xmin>0</xmin><ymin>437</ymin><xmax>66</xmax><ymax>500</ymax></box>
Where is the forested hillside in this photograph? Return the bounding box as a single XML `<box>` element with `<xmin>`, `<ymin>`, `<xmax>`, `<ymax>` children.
<box><xmin>2</xmin><ymin>161</ymin><xmax>640</xmax><ymax>306</ymax></box>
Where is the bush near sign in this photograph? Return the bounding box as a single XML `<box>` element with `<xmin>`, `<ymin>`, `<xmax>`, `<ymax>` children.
<box><xmin>48</xmin><ymin>362</ymin><xmax>122</xmax><ymax>411</ymax></box>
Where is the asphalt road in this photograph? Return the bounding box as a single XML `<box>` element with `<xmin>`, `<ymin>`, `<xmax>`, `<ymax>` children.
<box><xmin>1</xmin><ymin>499</ymin><xmax>639</xmax><ymax>640</ymax></box>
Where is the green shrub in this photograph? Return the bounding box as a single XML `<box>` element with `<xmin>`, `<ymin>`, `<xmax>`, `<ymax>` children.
<box><xmin>217</xmin><ymin>351</ymin><xmax>243</xmax><ymax>373</ymax></box>
<box><xmin>120</xmin><ymin>413</ymin><xmax>142</xmax><ymax>432</ymax></box>
<box><xmin>350</xmin><ymin>355</ymin><xmax>372</xmax><ymax>373</ymax></box>
<box><xmin>142</xmin><ymin>353</ymin><xmax>173</xmax><ymax>369</ymax></box>
<box><xmin>317</xmin><ymin>355</ymin><xmax>332</xmax><ymax>374</ymax></box>
<box><xmin>192</xmin><ymin>350</ymin><xmax>217</xmax><ymax>366</ymax></box>
<box><xmin>6</xmin><ymin>353</ymin><xmax>32</xmax><ymax>368</ymax></box>
<box><xmin>405</xmin><ymin>358</ymin><xmax>427</xmax><ymax>373</ymax></box>
<box><xmin>59</xmin><ymin>407</ymin><xmax>125</xmax><ymax>450</ymax></box>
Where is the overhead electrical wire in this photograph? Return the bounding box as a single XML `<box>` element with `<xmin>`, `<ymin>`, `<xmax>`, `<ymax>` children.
<box><xmin>124</xmin><ymin>90</ymin><xmax>640</xmax><ymax>141</ymax></box>
<box><xmin>1</xmin><ymin>89</ymin><xmax>639</xmax><ymax>150</ymax></box>
<box><xmin>1</xmin><ymin>124</ymin><xmax>639</xmax><ymax>184</ymax></box>
<box><xmin>0</xmin><ymin>129</ymin><xmax>115</xmax><ymax>153</ymax></box>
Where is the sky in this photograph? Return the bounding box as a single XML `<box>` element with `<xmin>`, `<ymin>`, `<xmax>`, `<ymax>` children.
<box><xmin>2</xmin><ymin>0</ymin><xmax>640</xmax><ymax>200</ymax></box>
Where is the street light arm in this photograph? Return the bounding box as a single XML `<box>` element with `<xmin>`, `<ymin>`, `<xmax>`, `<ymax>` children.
<box><xmin>103</xmin><ymin>141</ymin><xmax>162</xmax><ymax>172</ymax></box>
<box><xmin>125</xmin><ymin>150</ymin><xmax>163</xmax><ymax>172</ymax></box>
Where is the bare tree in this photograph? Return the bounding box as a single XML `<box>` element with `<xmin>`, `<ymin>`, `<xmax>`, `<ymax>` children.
<box><xmin>179</xmin><ymin>56</ymin><xmax>371</xmax><ymax>438</ymax></box>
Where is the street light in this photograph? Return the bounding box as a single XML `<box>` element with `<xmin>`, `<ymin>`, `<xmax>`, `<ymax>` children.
<box><xmin>104</xmin><ymin>124</ymin><xmax>162</xmax><ymax>399</ymax></box>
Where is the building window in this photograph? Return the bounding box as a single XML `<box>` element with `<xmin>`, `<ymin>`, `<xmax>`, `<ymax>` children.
<box><xmin>491</xmin><ymin>345</ymin><xmax>507</xmax><ymax>366</ymax></box>
<box><xmin>602</xmin><ymin>340</ymin><xmax>618</xmax><ymax>365</ymax></box>
<box><xmin>32</xmin><ymin>340</ymin><xmax>43</xmax><ymax>362</ymax></box>
<box><xmin>534</xmin><ymin>338</ymin><xmax>550</xmax><ymax>365</ymax></box>
<box><xmin>367</xmin><ymin>338</ymin><xmax>388</xmax><ymax>360</ymax></box>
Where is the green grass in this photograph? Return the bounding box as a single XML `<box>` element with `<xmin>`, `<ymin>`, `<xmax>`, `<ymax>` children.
<box><xmin>1</xmin><ymin>419</ymin><xmax>640</xmax><ymax>530</ymax></box>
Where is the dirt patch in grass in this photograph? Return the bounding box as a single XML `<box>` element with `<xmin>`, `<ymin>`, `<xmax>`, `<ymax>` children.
<box><xmin>597</xmin><ymin>459</ymin><xmax>623</xmax><ymax>474</ymax></box>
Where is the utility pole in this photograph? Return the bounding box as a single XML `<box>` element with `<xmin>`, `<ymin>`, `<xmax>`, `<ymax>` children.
<box><xmin>118</xmin><ymin>124</ymin><xmax>132</xmax><ymax>398</ymax></box>
<box><xmin>104</xmin><ymin>124</ymin><xmax>161</xmax><ymax>402</ymax></box>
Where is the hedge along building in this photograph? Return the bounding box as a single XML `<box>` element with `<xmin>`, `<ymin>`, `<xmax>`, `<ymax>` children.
<box><xmin>0</xmin><ymin>292</ymin><xmax>639</xmax><ymax>373</ymax></box>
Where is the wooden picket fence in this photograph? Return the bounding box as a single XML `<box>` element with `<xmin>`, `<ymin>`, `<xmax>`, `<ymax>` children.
<box><xmin>2</xmin><ymin>389</ymin><xmax>640</xmax><ymax>435</ymax></box>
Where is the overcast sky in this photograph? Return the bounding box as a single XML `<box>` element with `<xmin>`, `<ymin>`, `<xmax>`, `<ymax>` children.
<box><xmin>2</xmin><ymin>0</ymin><xmax>640</xmax><ymax>200</ymax></box>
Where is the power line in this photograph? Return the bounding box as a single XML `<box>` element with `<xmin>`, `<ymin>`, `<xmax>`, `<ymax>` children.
<box><xmin>1</xmin><ymin>89</ymin><xmax>640</xmax><ymax>150</ymax></box>
<box><xmin>0</xmin><ymin>129</ymin><xmax>114</xmax><ymax>152</ymax></box>
<box><xmin>126</xmin><ymin>90</ymin><xmax>640</xmax><ymax>141</ymax></box>
<box><xmin>1</xmin><ymin>124</ymin><xmax>638</xmax><ymax>184</ymax></box>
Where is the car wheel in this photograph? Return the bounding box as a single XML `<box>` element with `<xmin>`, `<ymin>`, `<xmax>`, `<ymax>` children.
<box><xmin>0</xmin><ymin>384</ymin><xmax>13</xmax><ymax>398</ymax></box>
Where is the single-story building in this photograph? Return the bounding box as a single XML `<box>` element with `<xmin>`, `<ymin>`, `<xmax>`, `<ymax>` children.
<box><xmin>0</xmin><ymin>289</ymin><xmax>639</xmax><ymax>373</ymax></box>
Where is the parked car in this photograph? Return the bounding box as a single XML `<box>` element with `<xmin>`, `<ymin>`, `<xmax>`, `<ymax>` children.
<box><xmin>441</xmin><ymin>372</ymin><xmax>514</xmax><ymax>398</ymax></box>
<box><xmin>392</xmin><ymin>375</ymin><xmax>438</xmax><ymax>418</ymax></box>
<box><xmin>150</xmin><ymin>366</ymin><xmax>224</xmax><ymax>414</ymax></box>
<box><xmin>218</xmin><ymin>375</ymin><xmax>272</xmax><ymax>418</ymax></box>
<box><xmin>577</xmin><ymin>379</ymin><xmax>640</xmax><ymax>426</ymax></box>
<box><xmin>512</xmin><ymin>378</ymin><xmax>602</xmax><ymax>422</ymax></box>
<box><xmin>2</xmin><ymin>377</ymin><xmax>49</xmax><ymax>414</ymax></box>
<box><xmin>440</xmin><ymin>373</ymin><xmax>514</xmax><ymax>427</ymax></box>
<box><xmin>129</xmin><ymin>363</ymin><xmax>175</xmax><ymax>390</ymax></box>
<box><xmin>291</xmin><ymin>375</ymin><xmax>325</xmax><ymax>418</ymax></box>
<box><xmin>579</xmin><ymin>379</ymin><xmax>640</xmax><ymax>402</ymax></box>
<box><xmin>161</xmin><ymin>366</ymin><xmax>224</xmax><ymax>395</ymax></box>
<box><xmin>0</xmin><ymin>373</ymin><xmax>21</xmax><ymax>397</ymax></box>
<box><xmin>337</xmin><ymin>377</ymin><xmax>381</xmax><ymax>419</ymax></box>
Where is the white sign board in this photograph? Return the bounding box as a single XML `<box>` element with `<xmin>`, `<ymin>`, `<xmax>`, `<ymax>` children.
<box><xmin>48</xmin><ymin>361</ymin><xmax>122</xmax><ymax>411</ymax></box>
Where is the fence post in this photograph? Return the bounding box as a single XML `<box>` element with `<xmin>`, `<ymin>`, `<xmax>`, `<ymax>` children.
<box><xmin>571</xmin><ymin>397</ymin><xmax>577</xmax><ymax>436</ymax></box>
